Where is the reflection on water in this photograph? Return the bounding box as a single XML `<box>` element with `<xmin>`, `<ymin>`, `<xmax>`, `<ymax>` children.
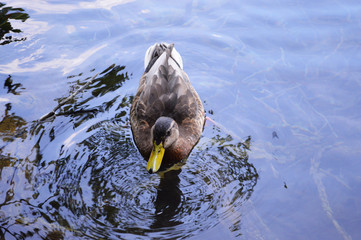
<box><xmin>0</xmin><ymin>3</ymin><xmax>29</xmax><ymax>45</ymax></box>
<box><xmin>4</xmin><ymin>75</ymin><xmax>23</xmax><ymax>95</ymax></box>
<box><xmin>0</xmin><ymin>62</ymin><xmax>257</xmax><ymax>239</ymax></box>
<box><xmin>0</xmin><ymin>103</ymin><xmax>26</xmax><ymax>142</ymax></box>
<box><xmin>0</xmin><ymin>75</ymin><xmax>27</xmax><ymax>143</ymax></box>
<box><xmin>152</xmin><ymin>169</ymin><xmax>183</xmax><ymax>229</ymax></box>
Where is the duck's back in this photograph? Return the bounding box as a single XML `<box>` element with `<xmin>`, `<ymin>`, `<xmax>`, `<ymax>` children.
<box><xmin>136</xmin><ymin>43</ymin><xmax>203</xmax><ymax>128</ymax></box>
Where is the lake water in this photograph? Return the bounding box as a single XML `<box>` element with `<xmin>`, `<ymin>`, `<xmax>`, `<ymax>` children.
<box><xmin>1</xmin><ymin>0</ymin><xmax>361</xmax><ymax>239</ymax></box>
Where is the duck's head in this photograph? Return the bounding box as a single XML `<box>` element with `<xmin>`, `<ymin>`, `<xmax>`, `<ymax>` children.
<box><xmin>147</xmin><ymin>116</ymin><xmax>179</xmax><ymax>173</ymax></box>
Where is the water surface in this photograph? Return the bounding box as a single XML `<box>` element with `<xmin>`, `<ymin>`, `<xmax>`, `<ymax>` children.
<box><xmin>1</xmin><ymin>0</ymin><xmax>361</xmax><ymax>239</ymax></box>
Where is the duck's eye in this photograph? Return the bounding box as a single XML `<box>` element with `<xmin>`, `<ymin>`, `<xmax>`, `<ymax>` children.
<box><xmin>166</xmin><ymin>130</ymin><xmax>171</xmax><ymax>136</ymax></box>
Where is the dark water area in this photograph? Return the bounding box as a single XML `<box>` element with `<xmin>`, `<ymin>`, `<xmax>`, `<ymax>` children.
<box><xmin>1</xmin><ymin>0</ymin><xmax>361</xmax><ymax>239</ymax></box>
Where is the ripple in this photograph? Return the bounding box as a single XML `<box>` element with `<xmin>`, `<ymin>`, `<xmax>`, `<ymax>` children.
<box><xmin>61</xmin><ymin>122</ymin><xmax>258</xmax><ymax>239</ymax></box>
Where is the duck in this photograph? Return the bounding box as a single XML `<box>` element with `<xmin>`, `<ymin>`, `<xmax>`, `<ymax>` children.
<box><xmin>130</xmin><ymin>43</ymin><xmax>205</xmax><ymax>173</ymax></box>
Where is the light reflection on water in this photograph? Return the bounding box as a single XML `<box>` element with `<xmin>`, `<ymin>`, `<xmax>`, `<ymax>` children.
<box><xmin>1</xmin><ymin>0</ymin><xmax>361</xmax><ymax>239</ymax></box>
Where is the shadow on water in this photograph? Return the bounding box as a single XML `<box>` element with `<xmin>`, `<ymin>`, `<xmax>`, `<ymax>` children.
<box><xmin>0</xmin><ymin>3</ymin><xmax>29</xmax><ymax>45</ymax></box>
<box><xmin>0</xmin><ymin>62</ymin><xmax>258</xmax><ymax>239</ymax></box>
<box><xmin>152</xmin><ymin>169</ymin><xmax>183</xmax><ymax>229</ymax></box>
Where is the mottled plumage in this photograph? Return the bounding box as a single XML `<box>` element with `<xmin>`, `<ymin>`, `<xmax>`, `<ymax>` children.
<box><xmin>130</xmin><ymin>43</ymin><xmax>205</xmax><ymax>172</ymax></box>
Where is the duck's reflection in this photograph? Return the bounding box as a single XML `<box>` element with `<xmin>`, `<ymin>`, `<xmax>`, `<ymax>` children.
<box><xmin>152</xmin><ymin>169</ymin><xmax>183</xmax><ymax>228</ymax></box>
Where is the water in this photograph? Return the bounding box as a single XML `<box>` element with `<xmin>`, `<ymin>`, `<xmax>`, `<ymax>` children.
<box><xmin>1</xmin><ymin>0</ymin><xmax>361</xmax><ymax>239</ymax></box>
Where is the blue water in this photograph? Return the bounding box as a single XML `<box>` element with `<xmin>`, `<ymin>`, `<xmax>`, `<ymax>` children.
<box><xmin>1</xmin><ymin>0</ymin><xmax>361</xmax><ymax>239</ymax></box>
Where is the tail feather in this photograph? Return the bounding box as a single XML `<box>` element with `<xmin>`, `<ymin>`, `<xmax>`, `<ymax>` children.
<box><xmin>144</xmin><ymin>43</ymin><xmax>183</xmax><ymax>73</ymax></box>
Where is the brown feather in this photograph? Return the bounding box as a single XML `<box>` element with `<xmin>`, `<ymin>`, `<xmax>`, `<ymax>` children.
<box><xmin>130</xmin><ymin>43</ymin><xmax>205</xmax><ymax>165</ymax></box>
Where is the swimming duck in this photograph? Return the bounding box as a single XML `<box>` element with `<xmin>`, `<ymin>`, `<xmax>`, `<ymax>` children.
<box><xmin>130</xmin><ymin>43</ymin><xmax>205</xmax><ymax>173</ymax></box>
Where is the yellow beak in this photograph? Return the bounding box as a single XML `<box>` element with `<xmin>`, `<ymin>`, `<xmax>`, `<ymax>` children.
<box><xmin>146</xmin><ymin>141</ymin><xmax>165</xmax><ymax>173</ymax></box>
